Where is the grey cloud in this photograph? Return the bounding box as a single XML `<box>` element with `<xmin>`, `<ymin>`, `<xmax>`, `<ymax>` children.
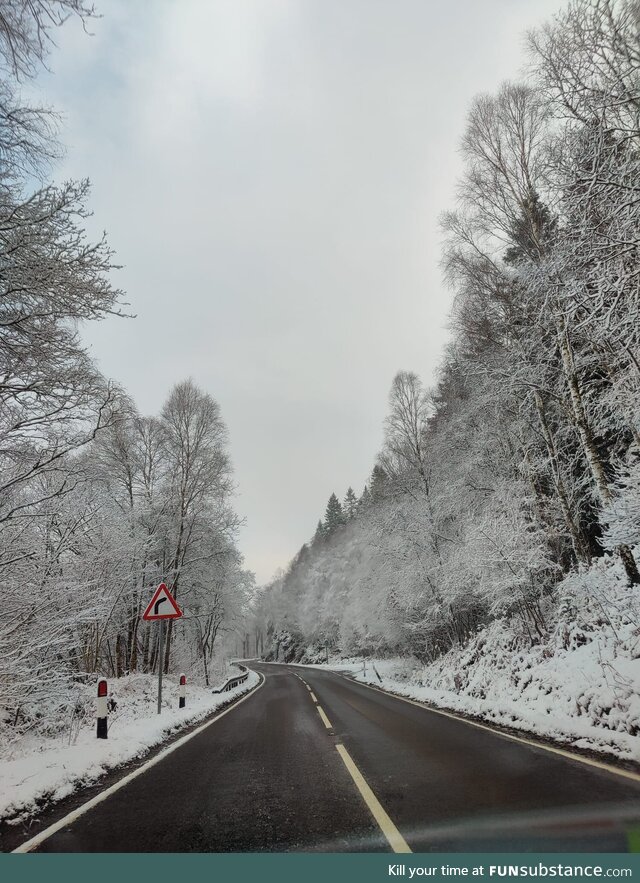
<box><xmin>35</xmin><ymin>0</ymin><xmax>564</xmax><ymax>581</ymax></box>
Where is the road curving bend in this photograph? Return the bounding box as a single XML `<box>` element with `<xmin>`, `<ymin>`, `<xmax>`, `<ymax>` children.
<box><xmin>12</xmin><ymin>662</ymin><xmax>640</xmax><ymax>853</ymax></box>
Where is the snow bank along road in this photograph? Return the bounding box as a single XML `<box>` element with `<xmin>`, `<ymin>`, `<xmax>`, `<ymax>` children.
<box><xmin>11</xmin><ymin>663</ymin><xmax>640</xmax><ymax>853</ymax></box>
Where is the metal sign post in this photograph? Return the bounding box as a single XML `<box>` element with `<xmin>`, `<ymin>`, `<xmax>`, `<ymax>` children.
<box><xmin>157</xmin><ymin>619</ymin><xmax>164</xmax><ymax>714</ymax></box>
<box><xmin>142</xmin><ymin>582</ymin><xmax>183</xmax><ymax>716</ymax></box>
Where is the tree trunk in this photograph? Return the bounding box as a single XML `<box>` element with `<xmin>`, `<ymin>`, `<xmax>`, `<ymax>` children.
<box><xmin>532</xmin><ymin>389</ymin><xmax>590</xmax><ymax>563</ymax></box>
<box><xmin>556</xmin><ymin>321</ymin><xmax>611</xmax><ymax>503</ymax></box>
<box><xmin>556</xmin><ymin>318</ymin><xmax>640</xmax><ymax>585</ymax></box>
<box><xmin>142</xmin><ymin>624</ymin><xmax>150</xmax><ymax>672</ymax></box>
<box><xmin>619</xmin><ymin>543</ymin><xmax>640</xmax><ymax>586</ymax></box>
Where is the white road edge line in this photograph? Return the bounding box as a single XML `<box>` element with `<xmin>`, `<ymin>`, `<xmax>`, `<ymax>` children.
<box><xmin>347</xmin><ymin>676</ymin><xmax>640</xmax><ymax>784</ymax></box>
<box><xmin>317</xmin><ymin>705</ymin><xmax>333</xmax><ymax>729</ymax></box>
<box><xmin>12</xmin><ymin>672</ymin><xmax>266</xmax><ymax>854</ymax></box>
<box><xmin>335</xmin><ymin>743</ymin><xmax>411</xmax><ymax>854</ymax></box>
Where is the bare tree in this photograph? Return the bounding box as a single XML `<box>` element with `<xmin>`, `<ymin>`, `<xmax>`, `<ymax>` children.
<box><xmin>160</xmin><ymin>380</ymin><xmax>234</xmax><ymax>671</ymax></box>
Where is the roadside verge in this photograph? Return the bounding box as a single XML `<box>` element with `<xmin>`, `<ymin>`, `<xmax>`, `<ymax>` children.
<box><xmin>336</xmin><ymin>669</ymin><xmax>640</xmax><ymax>780</ymax></box>
<box><xmin>1</xmin><ymin>670</ymin><xmax>262</xmax><ymax>852</ymax></box>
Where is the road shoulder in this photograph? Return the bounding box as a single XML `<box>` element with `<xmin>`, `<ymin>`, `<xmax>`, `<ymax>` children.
<box><xmin>2</xmin><ymin>671</ymin><xmax>264</xmax><ymax>854</ymax></box>
<box><xmin>335</xmin><ymin>670</ymin><xmax>640</xmax><ymax>782</ymax></box>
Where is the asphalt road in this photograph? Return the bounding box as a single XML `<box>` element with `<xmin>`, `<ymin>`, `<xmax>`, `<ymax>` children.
<box><xmin>20</xmin><ymin>663</ymin><xmax>640</xmax><ymax>852</ymax></box>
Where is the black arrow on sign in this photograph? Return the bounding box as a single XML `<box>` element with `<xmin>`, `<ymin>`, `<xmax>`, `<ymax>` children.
<box><xmin>154</xmin><ymin>596</ymin><xmax>167</xmax><ymax>615</ymax></box>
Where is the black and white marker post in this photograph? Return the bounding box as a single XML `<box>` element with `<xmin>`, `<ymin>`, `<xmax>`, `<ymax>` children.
<box><xmin>179</xmin><ymin>673</ymin><xmax>186</xmax><ymax>709</ymax></box>
<box><xmin>141</xmin><ymin>582</ymin><xmax>183</xmax><ymax>717</ymax></box>
<box><xmin>96</xmin><ymin>678</ymin><xmax>108</xmax><ymax>739</ymax></box>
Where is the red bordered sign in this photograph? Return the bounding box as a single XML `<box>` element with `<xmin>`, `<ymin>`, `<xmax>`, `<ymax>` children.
<box><xmin>142</xmin><ymin>583</ymin><xmax>183</xmax><ymax>621</ymax></box>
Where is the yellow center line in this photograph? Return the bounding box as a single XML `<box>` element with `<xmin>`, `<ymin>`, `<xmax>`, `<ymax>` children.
<box><xmin>309</xmin><ymin>691</ymin><xmax>317</xmax><ymax>702</ymax></box>
<box><xmin>335</xmin><ymin>743</ymin><xmax>412</xmax><ymax>854</ymax></box>
<box><xmin>317</xmin><ymin>705</ymin><xmax>333</xmax><ymax>729</ymax></box>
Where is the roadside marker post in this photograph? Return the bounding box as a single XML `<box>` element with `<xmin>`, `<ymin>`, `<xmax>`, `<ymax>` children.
<box><xmin>142</xmin><ymin>582</ymin><xmax>183</xmax><ymax>715</ymax></box>
<box><xmin>96</xmin><ymin>678</ymin><xmax>108</xmax><ymax>739</ymax></box>
<box><xmin>179</xmin><ymin>673</ymin><xmax>186</xmax><ymax>709</ymax></box>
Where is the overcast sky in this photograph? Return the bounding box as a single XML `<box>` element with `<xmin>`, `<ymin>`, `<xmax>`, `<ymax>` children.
<box><xmin>36</xmin><ymin>0</ymin><xmax>565</xmax><ymax>583</ymax></box>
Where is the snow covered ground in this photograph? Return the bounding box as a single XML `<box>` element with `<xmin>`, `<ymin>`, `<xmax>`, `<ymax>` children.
<box><xmin>0</xmin><ymin>669</ymin><xmax>259</xmax><ymax>825</ymax></box>
<box><xmin>301</xmin><ymin>556</ymin><xmax>640</xmax><ymax>764</ymax></box>
<box><xmin>3</xmin><ymin>556</ymin><xmax>639</xmax><ymax>831</ymax></box>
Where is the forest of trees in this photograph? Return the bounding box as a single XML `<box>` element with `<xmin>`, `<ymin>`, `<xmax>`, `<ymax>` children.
<box><xmin>3</xmin><ymin>0</ymin><xmax>640</xmax><ymax>741</ymax></box>
<box><xmin>251</xmin><ymin>0</ymin><xmax>640</xmax><ymax>664</ymax></box>
<box><xmin>0</xmin><ymin>2</ymin><xmax>251</xmax><ymax>737</ymax></box>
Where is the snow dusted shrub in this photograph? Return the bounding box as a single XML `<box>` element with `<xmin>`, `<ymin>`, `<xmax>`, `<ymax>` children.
<box><xmin>469</xmin><ymin>480</ymin><xmax>560</xmax><ymax>641</ymax></box>
<box><xmin>298</xmin><ymin>645</ymin><xmax>325</xmax><ymax>664</ymax></box>
<box><xmin>544</xmin><ymin>558</ymin><xmax>640</xmax><ymax>737</ymax></box>
<box><xmin>0</xmin><ymin>673</ymin><xmax>95</xmax><ymax>751</ymax></box>
<box><xmin>601</xmin><ymin>457</ymin><xmax>640</xmax><ymax>551</ymax></box>
<box><xmin>265</xmin><ymin>629</ymin><xmax>304</xmax><ymax>663</ymax></box>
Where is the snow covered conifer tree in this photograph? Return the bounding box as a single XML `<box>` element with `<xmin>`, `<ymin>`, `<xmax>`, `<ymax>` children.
<box><xmin>369</xmin><ymin>465</ymin><xmax>390</xmax><ymax>503</ymax></box>
<box><xmin>313</xmin><ymin>519</ymin><xmax>326</xmax><ymax>545</ymax></box>
<box><xmin>324</xmin><ymin>493</ymin><xmax>346</xmax><ymax>534</ymax></box>
<box><xmin>358</xmin><ymin>485</ymin><xmax>372</xmax><ymax>511</ymax></box>
<box><xmin>344</xmin><ymin>487</ymin><xmax>358</xmax><ymax>519</ymax></box>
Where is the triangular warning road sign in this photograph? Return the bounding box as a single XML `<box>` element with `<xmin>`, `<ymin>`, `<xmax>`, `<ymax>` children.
<box><xmin>143</xmin><ymin>583</ymin><xmax>183</xmax><ymax>621</ymax></box>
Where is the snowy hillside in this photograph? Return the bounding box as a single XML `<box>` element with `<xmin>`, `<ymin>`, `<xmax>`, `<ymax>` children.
<box><xmin>303</xmin><ymin>554</ymin><xmax>640</xmax><ymax>763</ymax></box>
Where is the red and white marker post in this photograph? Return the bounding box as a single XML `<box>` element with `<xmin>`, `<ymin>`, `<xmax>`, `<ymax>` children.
<box><xmin>97</xmin><ymin>678</ymin><xmax>108</xmax><ymax>739</ymax></box>
<box><xmin>179</xmin><ymin>674</ymin><xmax>186</xmax><ymax>709</ymax></box>
<box><xmin>142</xmin><ymin>583</ymin><xmax>183</xmax><ymax>715</ymax></box>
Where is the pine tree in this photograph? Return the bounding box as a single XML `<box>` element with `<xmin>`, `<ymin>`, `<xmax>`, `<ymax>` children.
<box><xmin>370</xmin><ymin>465</ymin><xmax>389</xmax><ymax>503</ymax></box>
<box><xmin>324</xmin><ymin>493</ymin><xmax>345</xmax><ymax>534</ymax></box>
<box><xmin>344</xmin><ymin>487</ymin><xmax>358</xmax><ymax>519</ymax></box>
<box><xmin>358</xmin><ymin>485</ymin><xmax>372</xmax><ymax>510</ymax></box>
<box><xmin>313</xmin><ymin>520</ymin><xmax>326</xmax><ymax>545</ymax></box>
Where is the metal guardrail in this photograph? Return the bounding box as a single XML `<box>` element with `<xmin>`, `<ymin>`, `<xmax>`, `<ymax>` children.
<box><xmin>212</xmin><ymin>663</ymin><xmax>249</xmax><ymax>693</ymax></box>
